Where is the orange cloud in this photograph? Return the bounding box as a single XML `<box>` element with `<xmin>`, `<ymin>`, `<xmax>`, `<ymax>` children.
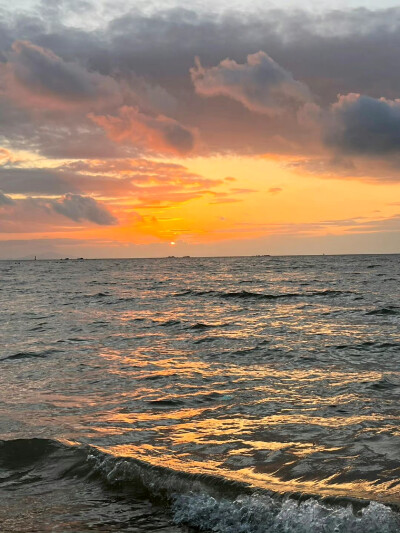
<box><xmin>0</xmin><ymin>148</ymin><xmax>18</xmax><ymax>165</ymax></box>
<box><xmin>0</xmin><ymin>157</ymin><xmax>222</xmax><ymax>200</ymax></box>
<box><xmin>89</xmin><ymin>106</ymin><xmax>196</xmax><ymax>155</ymax></box>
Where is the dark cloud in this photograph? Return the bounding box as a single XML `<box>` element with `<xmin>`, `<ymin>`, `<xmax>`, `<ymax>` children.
<box><xmin>326</xmin><ymin>93</ymin><xmax>400</xmax><ymax>155</ymax></box>
<box><xmin>1</xmin><ymin>7</ymin><xmax>400</xmax><ymax>95</ymax></box>
<box><xmin>50</xmin><ymin>193</ymin><xmax>117</xmax><ymax>225</ymax></box>
<box><xmin>0</xmin><ymin>193</ymin><xmax>117</xmax><ymax>233</ymax></box>
<box><xmin>100</xmin><ymin>6</ymin><xmax>400</xmax><ymax>104</ymax></box>
<box><xmin>2</xmin><ymin>39</ymin><xmax>121</xmax><ymax>110</ymax></box>
<box><xmin>10</xmin><ymin>40</ymin><xmax>101</xmax><ymax>99</ymax></box>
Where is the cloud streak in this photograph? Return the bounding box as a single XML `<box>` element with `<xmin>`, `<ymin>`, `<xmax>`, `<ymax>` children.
<box><xmin>0</xmin><ymin>157</ymin><xmax>221</xmax><ymax>199</ymax></box>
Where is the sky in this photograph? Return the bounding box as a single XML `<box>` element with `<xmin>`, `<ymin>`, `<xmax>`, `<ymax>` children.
<box><xmin>0</xmin><ymin>1</ymin><xmax>400</xmax><ymax>258</ymax></box>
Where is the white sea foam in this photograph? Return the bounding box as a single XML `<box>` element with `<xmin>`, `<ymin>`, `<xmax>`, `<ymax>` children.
<box><xmin>172</xmin><ymin>493</ymin><xmax>400</xmax><ymax>533</ymax></box>
<box><xmin>88</xmin><ymin>450</ymin><xmax>400</xmax><ymax>533</ymax></box>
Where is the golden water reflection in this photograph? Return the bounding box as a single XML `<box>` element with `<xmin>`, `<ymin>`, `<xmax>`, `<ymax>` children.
<box><xmin>102</xmin><ymin>443</ymin><xmax>400</xmax><ymax>505</ymax></box>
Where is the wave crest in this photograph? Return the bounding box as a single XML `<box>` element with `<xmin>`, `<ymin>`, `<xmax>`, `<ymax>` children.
<box><xmin>1</xmin><ymin>439</ymin><xmax>399</xmax><ymax>533</ymax></box>
<box><xmin>173</xmin><ymin>493</ymin><xmax>400</xmax><ymax>533</ymax></box>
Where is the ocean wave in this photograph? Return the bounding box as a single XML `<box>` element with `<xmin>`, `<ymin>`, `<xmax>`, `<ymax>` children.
<box><xmin>1</xmin><ymin>438</ymin><xmax>398</xmax><ymax>533</ymax></box>
<box><xmin>194</xmin><ymin>336</ymin><xmax>220</xmax><ymax>344</ymax></box>
<box><xmin>0</xmin><ymin>348</ymin><xmax>61</xmax><ymax>362</ymax></box>
<box><xmin>333</xmin><ymin>341</ymin><xmax>400</xmax><ymax>351</ymax></box>
<box><xmin>174</xmin><ymin>289</ymin><xmax>215</xmax><ymax>296</ymax></box>
<box><xmin>74</xmin><ymin>291</ymin><xmax>111</xmax><ymax>300</ymax></box>
<box><xmin>147</xmin><ymin>399</ymin><xmax>184</xmax><ymax>407</ymax></box>
<box><xmin>366</xmin><ymin>307</ymin><xmax>400</xmax><ymax>316</ymax></box>
<box><xmin>159</xmin><ymin>319</ymin><xmax>182</xmax><ymax>327</ymax></box>
<box><xmin>188</xmin><ymin>322</ymin><xmax>226</xmax><ymax>330</ymax></box>
<box><xmin>369</xmin><ymin>376</ymin><xmax>400</xmax><ymax>391</ymax></box>
<box><xmin>173</xmin><ymin>289</ymin><xmax>353</xmax><ymax>301</ymax></box>
<box><xmin>115</xmin><ymin>296</ymin><xmax>137</xmax><ymax>303</ymax></box>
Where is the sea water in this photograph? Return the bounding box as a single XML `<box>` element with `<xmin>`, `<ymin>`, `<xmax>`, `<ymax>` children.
<box><xmin>0</xmin><ymin>255</ymin><xmax>399</xmax><ymax>532</ymax></box>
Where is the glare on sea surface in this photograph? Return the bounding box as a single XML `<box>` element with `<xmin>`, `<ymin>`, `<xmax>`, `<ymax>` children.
<box><xmin>3</xmin><ymin>256</ymin><xmax>399</xmax><ymax>515</ymax></box>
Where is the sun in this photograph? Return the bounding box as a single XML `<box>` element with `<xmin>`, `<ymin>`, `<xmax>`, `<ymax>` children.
<box><xmin>170</xmin><ymin>241</ymin><xmax>176</xmax><ymax>246</ymax></box>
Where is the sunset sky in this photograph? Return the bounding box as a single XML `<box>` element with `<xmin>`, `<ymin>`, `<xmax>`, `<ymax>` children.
<box><xmin>1</xmin><ymin>0</ymin><xmax>400</xmax><ymax>258</ymax></box>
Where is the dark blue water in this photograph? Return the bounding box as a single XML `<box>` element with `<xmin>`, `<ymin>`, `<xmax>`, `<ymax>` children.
<box><xmin>0</xmin><ymin>255</ymin><xmax>399</xmax><ymax>532</ymax></box>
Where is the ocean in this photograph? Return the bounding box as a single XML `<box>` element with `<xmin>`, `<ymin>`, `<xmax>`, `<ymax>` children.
<box><xmin>0</xmin><ymin>255</ymin><xmax>399</xmax><ymax>532</ymax></box>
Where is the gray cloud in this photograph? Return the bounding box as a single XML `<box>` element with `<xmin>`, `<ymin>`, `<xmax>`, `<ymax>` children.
<box><xmin>0</xmin><ymin>194</ymin><xmax>117</xmax><ymax>233</ymax></box>
<box><xmin>0</xmin><ymin>190</ymin><xmax>14</xmax><ymax>205</ymax></box>
<box><xmin>326</xmin><ymin>93</ymin><xmax>400</xmax><ymax>155</ymax></box>
<box><xmin>0</xmin><ymin>166</ymin><xmax>141</xmax><ymax>196</ymax></box>
<box><xmin>0</xmin><ymin>168</ymin><xmax>83</xmax><ymax>195</ymax></box>
<box><xmin>11</xmin><ymin>40</ymin><xmax>97</xmax><ymax>98</ymax></box>
<box><xmin>191</xmin><ymin>51</ymin><xmax>310</xmax><ymax>115</ymax></box>
<box><xmin>50</xmin><ymin>193</ymin><xmax>117</xmax><ymax>225</ymax></box>
<box><xmin>4</xmin><ymin>39</ymin><xmax>120</xmax><ymax>106</ymax></box>
<box><xmin>1</xmin><ymin>5</ymin><xmax>400</xmax><ymax>168</ymax></box>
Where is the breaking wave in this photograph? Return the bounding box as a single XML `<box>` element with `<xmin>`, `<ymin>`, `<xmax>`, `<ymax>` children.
<box><xmin>1</xmin><ymin>438</ymin><xmax>399</xmax><ymax>533</ymax></box>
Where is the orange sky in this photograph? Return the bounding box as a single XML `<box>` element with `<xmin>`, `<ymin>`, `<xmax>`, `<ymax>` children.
<box><xmin>2</xmin><ymin>152</ymin><xmax>399</xmax><ymax>258</ymax></box>
<box><xmin>0</xmin><ymin>5</ymin><xmax>400</xmax><ymax>258</ymax></box>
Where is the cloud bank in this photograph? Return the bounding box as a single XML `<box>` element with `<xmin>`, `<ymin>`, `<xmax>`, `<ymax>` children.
<box><xmin>1</xmin><ymin>5</ymin><xmax>400</xmax><ymax>166</ymax></box>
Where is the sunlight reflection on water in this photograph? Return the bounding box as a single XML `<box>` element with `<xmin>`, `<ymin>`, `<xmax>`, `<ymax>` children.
<box><xmin>1</xmin><ymin>255</ymin><xmax>399</xmax><ymax>507</ymax></box>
